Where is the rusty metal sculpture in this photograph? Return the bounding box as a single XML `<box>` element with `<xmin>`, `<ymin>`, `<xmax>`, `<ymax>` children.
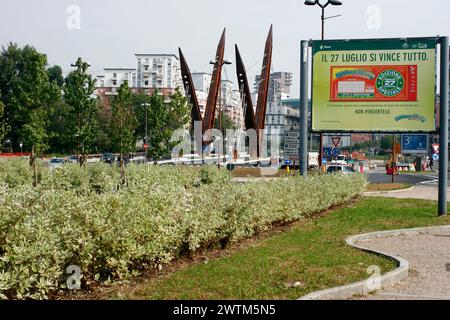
<box><xmin>179</xmin><ymin>28</ymin><xmax>226</xmax><ymax>148</ymax></box>
<box><xmin>235</xmin><ymin>44</ymin><xmax>256</xmax><ymax>132</ymax></box>
<box><xmin>203</xmin><ymin>29</ymin><xmax>226</xmax><ymax>140</ymax></box>
<box><xmin>179</xmin><ymin>48</ymin><xmax>202</xmax><ymax>124</ymax></box>
<box><xmin>235</xmin><ymin>25</ymin><xmax>273</xmax><ymax>157</ymax></box>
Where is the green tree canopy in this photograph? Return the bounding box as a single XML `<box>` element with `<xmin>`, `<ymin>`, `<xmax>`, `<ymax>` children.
<box><xmin>110</xmin><ymin>82</ymin><xmax>138</xmax><ymax>155</ymax></box>
<box><xmin>47</xmin><ymin>65</ymin><xmax>64</xmax><ymax>88</ymax></box>
<box><xmin>0</xmin><ymin>99</ymin><xmax>9</xmax><ymax>150</ymax></box>
<box><xmin>0</xmin><ymin>43</ymin><xmax>60</xmax><ymax>153</ymax></box>
<box><xmin>63</xmin><ymin>57</ymin><xmax>98</xmax><ymax>161</ymax></box>
<box><xmin>146</xmin><ymin>89</ymin><xmax>190</xmax><ymax>160</ymax></box>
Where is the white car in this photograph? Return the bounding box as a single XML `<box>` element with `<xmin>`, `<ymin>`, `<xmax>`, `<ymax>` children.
<box><xmin>49</xmin><ymin>158</ymin><xmax>65</xmax><ymax>170</ymax></box>
<box><xmin>332</xmin><ymin>155</ymin><xmax>348</xmax><ymax>166</ymax></box>
<box><xmin>327</xmin><ymin>165</ymin><xmax>356</xmax><ymax>175</ymax></box>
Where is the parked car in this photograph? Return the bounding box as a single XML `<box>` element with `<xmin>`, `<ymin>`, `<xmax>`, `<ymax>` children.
<box><xmin>116</xmin><ymin>155</ymin><xmax>130</xmax><ymax>166</ymax></box>
<box><xmin>101</xmin><ymin>153</ymin><xmax>116</xmax><ymax>164</ymax></box>
<box><xmin>49</xmin><ymin>158</ymin><xmax>65</xmax><ymax>170</ymax></box>
<box><xmin>327</xmin><ymin>165</ymin><xmax>356</xmax><ymax>175</ymax></box>
<box><xmin>66</xmin><ymin>155</ymin><xmax>78</xmax><ymax>164</ymax></box>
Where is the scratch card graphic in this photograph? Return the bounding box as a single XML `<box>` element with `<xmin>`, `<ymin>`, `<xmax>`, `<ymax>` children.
<box><xmin>330</xmin><ymin>65</ymin><xmax>418</xmax><ymax>102</ymax></box>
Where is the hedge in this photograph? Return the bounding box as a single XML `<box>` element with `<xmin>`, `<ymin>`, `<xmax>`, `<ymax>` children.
<box><xmin>0</xmin><ymin>159</ymin><xmax>367</xmax><ymax>299</ymax></box>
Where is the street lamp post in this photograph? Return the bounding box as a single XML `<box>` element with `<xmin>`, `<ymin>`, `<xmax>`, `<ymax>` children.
<box><xmin>305</xmin><ymin>0</ymin><xmax>342</xmax><ymax>171</ymax></box>
<box><xmin>210</xmin><ymin>59</ymin><xmax>232</xmax><ymax>169</ymax></box>
<box><xmin>141</xmin><ymin>102</ymin><xmax>150</xmax><ymax>154</ymax></box>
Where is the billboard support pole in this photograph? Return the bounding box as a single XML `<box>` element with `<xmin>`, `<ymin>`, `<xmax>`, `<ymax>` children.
<box><xmin>300</xmin><ymin>40</ymin><xmax>309</xmax><ymax>177</ymax></box>
<box><xmin>438</xmin><ymin>36</ymin><xmax>449</xmax><ymax>217</ymax></box>
<box><xmin>392</xmin><ymin>134</ymin><xmax>395</xmax><ymax>183</ymax></box>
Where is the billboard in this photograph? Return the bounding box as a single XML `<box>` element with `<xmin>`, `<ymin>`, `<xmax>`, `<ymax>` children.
<box><xmin>312</xmin><ymin>38</ymin><xmax>437</xmax><ymax>132</ymax></box>
<box><xmin>401</xmin><ymin>134</ymin><xmax>429</xmax><ymax>154</ymax></box>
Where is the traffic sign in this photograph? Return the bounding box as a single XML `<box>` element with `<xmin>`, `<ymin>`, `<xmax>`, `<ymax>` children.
<box><xmin>323</xmin><ymin>147</ymin><xmax>332</xmax><ymax>157</ymax></box>
<box><xmin>401</xmin><ymin>134</ymin><xmax>428</xmax><ymax>154</ymax></box>
<box><xmin>332</xmin><ymin>148</ymin><xmax>341</xmax><ymax>157</ymax></box>
<box><xmin>432</xmin><ymin>154</ymin><xmax>439</xmax><ymax>161</ymax></box>
<box><xmin>284</xmin><ymin>159</ymin><xmax>291</xmax><ymax>165</ymax></box>
<box><xmin>143</xmin><ymin>144</ymin><xmax>149</xmax><ymax>151</ymax></box>
<box><xmin>332</xmin><ymin>137</ymin><xmax>341</xmax><ymax>148</ymax></box>
<box><xmin>322</xmin><ymin>158</ymin><xmax>327</xmax><ymax>165</ymax></box>
<box><xmin>432</xmin><ymin>144</ymin><xmax>439</xmax><ymax>154</ymax></box>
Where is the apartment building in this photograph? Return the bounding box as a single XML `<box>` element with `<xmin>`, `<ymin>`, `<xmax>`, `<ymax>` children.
<box><xmin>135</xmin><ymin>54</ymin><xmax>182</xmax><ymax>96</ymax></box>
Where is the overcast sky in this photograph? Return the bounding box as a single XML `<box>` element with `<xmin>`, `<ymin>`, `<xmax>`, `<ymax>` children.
<box><xmin>1</xmin><ymin>0</ymin><xmax>449</xmax><ymax>97</ymax></box>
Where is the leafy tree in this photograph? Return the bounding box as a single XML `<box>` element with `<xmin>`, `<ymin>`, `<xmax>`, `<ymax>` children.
<box><xmin>131</xmin><ymin>92</ymin><xmax>152</xmax><ymax>144</ymax></box>
<box><xmin>47</xmin><ymin>101</ymin><xmax>74</xmax><ymax>154</ymax></box>
<box><xmin>96</xmin><ymin>96</ymin><xmax>113</xmax><ymax>153</ymax></box>
<box><xmin>47</xmin><ymin>65</ymin><xmax>64</xmax><ymax>87</ymax></box>
<box><xmin>110</xmin><ymin>82</ymin><xmax>138</xmax><ymax>185</ymax></box>
<box><xmin>63</xmin><ymin>57</ymin><xmax>98</xmax><ymax>165</ymax></box>
<box><xmin>111</xmin><ymin>83</ymin><xmax>137</xmax><ymax>154</ymax></box>
<box><xmin>213</xmin><ymin>112</ymin><xmax>236</xmax><ymax>135</ymax></box>
<box><xmin>0</xmin><ymin>99</ymin><xmax>9</xmax><ymax>150</ymax></box>
<box><xmin>0</xmin><ymin>43</ymin><xmax>60</xmax><ymax>185</ymax></box>
<box><xmin>167</xmin><ymin>88</ymin><xmax>191</xmax><ymax>132</ymax></box>
<box><xmin>0</xmin><ymin>43</ymin><xmax>59</xmax><ymax>153</ymax></box>
<box><xmin>147</xmin><ymin>92</ymin><xmax>169</xmax><ymax>160</ymax></box>
<box><xmin>146</xmin><ymin>90</ymin><xmax>191</xmax><ymax>160</ymax></box>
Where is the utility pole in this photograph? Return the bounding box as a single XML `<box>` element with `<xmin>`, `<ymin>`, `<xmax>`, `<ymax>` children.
<box><xmin>210</xmin><ymin>59</ymin><xmax>232</xmax><ymax>170</ymax></box>
<box><xmin>305</xmin><ymin>0</ymin><xmax>343</xmax><ymax>172</ymax></box>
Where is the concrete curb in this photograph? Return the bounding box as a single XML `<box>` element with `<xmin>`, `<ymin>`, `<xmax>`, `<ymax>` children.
<box><xmin>363</xmin><ymin>186</ymin><xmax>415</xmax><ymax>195</ymax></box>
<box><xmin>298</xmin><ymin>225</ymin><xmax>450</xmax><ymax>300</ymax></box>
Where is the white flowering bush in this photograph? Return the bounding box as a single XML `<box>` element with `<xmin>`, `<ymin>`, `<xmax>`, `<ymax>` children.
<box><xmin>0</xmin><ymin>159</ymin><xmax>367</xmax><ymax>299</ymax></box>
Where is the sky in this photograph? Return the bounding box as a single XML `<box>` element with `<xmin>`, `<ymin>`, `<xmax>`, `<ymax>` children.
<box><xmin>1</xmin><ymin>0</ymin><xmax>449</xmax><ymax>97</ymax></box>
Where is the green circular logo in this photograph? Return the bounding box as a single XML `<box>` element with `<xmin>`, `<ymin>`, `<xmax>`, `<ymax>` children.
<box><xmin>376</xmin><ymin>70</ymin><xmax>404</xmax><ymax>97</ymax></box>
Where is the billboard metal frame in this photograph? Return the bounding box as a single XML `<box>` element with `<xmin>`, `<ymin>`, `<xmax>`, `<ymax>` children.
<box><xmin>299</xmin><ymin>36</ymin><xmax>449</xmax><ymax>216</ymax></box>
<box><xmin>309</xmin><ymin>37</ymin><xmax>439</xmax><ymax>134</ymax></box>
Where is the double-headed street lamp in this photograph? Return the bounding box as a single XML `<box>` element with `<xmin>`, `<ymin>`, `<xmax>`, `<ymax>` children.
<box><xmin>305</xmin><ymin>0</ymin><xmax>342</xmax><ymax>41</ymax></box>
<box><xmin>305</xmin><ymin>0</ymin><xmax>343</xmax><ymax>170</ymax></box>
<box><xmin>210</xmin><ymin>58</ymin><xmax>232</xmax><ymax>169</ymax></box>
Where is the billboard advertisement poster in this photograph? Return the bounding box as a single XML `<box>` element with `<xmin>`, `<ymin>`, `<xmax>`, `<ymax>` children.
<box><xmin>312</xmin><ymin>38</ymin><xmax>437</xmax><ymax>132</ymax></box>
<box><xmin>401</xmin><ymin>134</ymin><xmax>429</xmax><ymax>154</ymax></box>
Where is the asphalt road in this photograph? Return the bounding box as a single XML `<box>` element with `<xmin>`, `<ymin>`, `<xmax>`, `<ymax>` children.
<box><xmin>366</xmin><ymin>172</ymin><xmax>437</xmax><ymax>185</ymax></box>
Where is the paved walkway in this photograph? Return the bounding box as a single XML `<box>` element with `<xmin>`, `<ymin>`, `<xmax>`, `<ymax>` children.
<box><xmin>355</xmin><ymin>227</ymin><xmax>450</xmax><ymax>300</ymax></box>
<box><xmin>358</xmin><ymin>186</ymin><xmax>450</xmax><ymax>300</ymax></box>
<box><xmin>364</xmin><ymin>185</ymin><xmax>450</xmax><ymax>201</ymax></box>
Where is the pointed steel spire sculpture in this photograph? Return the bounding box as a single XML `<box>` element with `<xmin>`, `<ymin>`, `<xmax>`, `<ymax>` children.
<box><xmin>235</xmin><ymin>44</ymin><xmax>256</xmax><ymax>131</ymax></box>
<box><xmin>203</xmin><ymin>28</ymin><xmax>226</xmax><ymax>143</ymax></box>
<box><xmin>179</xmin><ymin>29</ymin><xmax>226</xmax><ymax>148</ymax></box>
<box><xmin>179</xmin><ymin>48</ymin><xmax>202</xmax><ymax>123</ymax></box>
<box><xmin>235</xmin><ymin>25</ymin><xmax>273</xmax><ymax>157</ymax></box>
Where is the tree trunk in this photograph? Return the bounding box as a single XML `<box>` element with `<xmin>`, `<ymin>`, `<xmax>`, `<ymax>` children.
<box><xmin>120</xmin><ymin>154</ymin><xmax>128</xmax><ymax>187</ymax></box>
<box><xmin>30</xmin><ymin>144</ymin><xmax>37</xmax><ymax>187</ymax></box>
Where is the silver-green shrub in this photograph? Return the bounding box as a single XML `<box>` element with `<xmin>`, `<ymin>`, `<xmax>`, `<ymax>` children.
<box><xmin>0</xmin><ymin>159</ymin><xmax>367</xmax><ymax>299</ymax></box>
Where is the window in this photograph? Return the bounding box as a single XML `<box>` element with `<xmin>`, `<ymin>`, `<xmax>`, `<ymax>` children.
<box><xmin>112</xmin><ymin>80</ymin><xmax>117</xmax><ymax>86</ymax></box>
<box><xmin>144</xmin><ymin>80</ymin><xmax>149</xmax><ymax>86</ymax></box>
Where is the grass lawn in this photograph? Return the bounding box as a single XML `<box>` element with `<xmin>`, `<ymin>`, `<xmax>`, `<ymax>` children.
<box><xmin>111</xmin><ymin>197</ymin><xmax>450</xmax><ymax>300</ymax></box>
<box><xmin>366</xmin><ymin>183</ymin><xmax>412</xmax><ymax>192</ymax></box>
